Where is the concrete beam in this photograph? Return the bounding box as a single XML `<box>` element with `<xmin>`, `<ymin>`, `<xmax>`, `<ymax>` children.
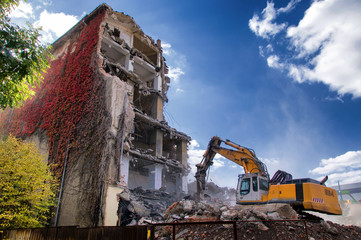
<box><xmin>134</xmin><ymin>110</ymin><xmax>191</xmax><ymax>142</ymax></box>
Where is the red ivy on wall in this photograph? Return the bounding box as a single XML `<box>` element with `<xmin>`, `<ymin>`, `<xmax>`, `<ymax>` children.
<box><xmin>1</xmin><ymin>9</ymin><xmax>107</xmax><ymax>176</ymax></box>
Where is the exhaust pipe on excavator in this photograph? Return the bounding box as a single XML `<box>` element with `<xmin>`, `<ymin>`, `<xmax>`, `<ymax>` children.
<box><xmin>320</xmin><ymin>176</ymin><xmax>328</xmax><ymax>185</ymax></box>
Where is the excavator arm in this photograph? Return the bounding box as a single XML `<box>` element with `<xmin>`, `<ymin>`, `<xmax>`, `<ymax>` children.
<box><xmin>195</xmin><ymin>136</ymin><xmax>269</xmax><ymax>200</ymax></box>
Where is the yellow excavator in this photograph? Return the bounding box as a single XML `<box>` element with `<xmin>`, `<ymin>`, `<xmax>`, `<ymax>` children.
<box><xmin>195</xmin><ymin>136</ymin><xmax>342</xmax><ymax>215</ymax></box>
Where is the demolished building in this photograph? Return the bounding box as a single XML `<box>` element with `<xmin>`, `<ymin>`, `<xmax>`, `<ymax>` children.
<box><xmin>0</xmin><ymin>4</ymin><xmax>190</xmax><ymax>227</ymax></box>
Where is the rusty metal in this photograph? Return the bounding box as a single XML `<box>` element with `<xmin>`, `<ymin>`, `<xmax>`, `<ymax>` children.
<box><xmin>1</xmin><ymin>226</ymin><xmax>148</xmax><ymax>240</ymax></box>
<box><xmin>173</xmin><ymin>225</ymin><xmax>176</xmax><ymax>240</ymax></box>
<box><xmin>1</xmin><ymin>219</ymin><xmax>309</xmax><ymax>240</ymax></box>
<box><xmin>233</xmin><ymin>221</ymin><xmax>238</xmax><ymax>239</ymax></box>
<box><xmin>302</xmin><ymin>219</ymin><xmax>309</xmax><ymax>239</ymax></box>
<box><xmin>54</xmin><ymin>139</ymin><xmax>71</xmax><ymax>226</ymax></box>
<box><xmin>151</xmin><ymin>225</ymin><xmax>155</xmax><ymax>240</ymax></box>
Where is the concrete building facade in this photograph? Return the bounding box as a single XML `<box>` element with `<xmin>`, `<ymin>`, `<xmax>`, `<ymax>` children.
<box><xmin>0</xmin><ymin>4</ymin><xmax>190</xmax><ymax>227</ymax></box>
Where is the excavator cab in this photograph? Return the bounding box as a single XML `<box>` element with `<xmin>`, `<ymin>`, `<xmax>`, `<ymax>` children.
<box><xmin>236</xmin><ymin>173</ymin><xmax>269</xmax><ymax>203</ymax></box>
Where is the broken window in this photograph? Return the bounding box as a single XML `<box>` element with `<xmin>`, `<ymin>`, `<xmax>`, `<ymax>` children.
<box><xmin>101</xmin><ymin>37</ymin><xmax>129</xmax><ymax>68</ymax></box>
<box><xmin>133</xmin><ymin>121</ymin><xmax>155</xmax><ymax>153</ymax></box>
<box><xmin>133</xmin><ymin>35</ymin><xmax>158</xmax><ymax>66</ymax></box>
<box><xmin>162</xmin><ymin>135</ymin><xmax>177</xmax><ymax>160</ymax></box>
<box><xmin>133</xmin><ymin>88</ymin><xmax>157</xmax><ymax>117</ymax></box>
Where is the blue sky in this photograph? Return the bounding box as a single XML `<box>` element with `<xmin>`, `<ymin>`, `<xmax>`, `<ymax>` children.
<box><xmin>10</xmin><ymin>0</ymin><xmax>361</xmax><ymax>188</ymax></box>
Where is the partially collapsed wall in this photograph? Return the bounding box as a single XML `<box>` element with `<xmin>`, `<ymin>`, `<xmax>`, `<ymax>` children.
<box><xmin>0</xmin><ymin>4</ymin><xmax>190</xmax><ymax>227</ymax></box>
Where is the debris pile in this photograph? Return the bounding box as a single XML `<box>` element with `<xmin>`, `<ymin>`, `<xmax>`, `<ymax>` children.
<box><xmin>157</xmin><ymin>219</ymin><xmax>361</xmax><ymax>240</ymax></box>
<box><xmin>116</xmin><ymin>187</ymin><xmax>182</xmax><ymax>225</ymax></box>
<box><xmin>130</xmin><ymin>187</ymin><xmax>180</xmax><ymax>221</ymax></box>
<box><xmin>117</xmin><ymin>186</ymin><xmax>299</xmax><ymax>226</ymax></box>
<box><xmin>115</xmin><ymin>186</ymin><xmax>361</xmax><ymax>239</ymax></box>
<box><xmin>163</xmin><ymin>200</ymin><xmax>298</xmax><ymax>225</ymax></box>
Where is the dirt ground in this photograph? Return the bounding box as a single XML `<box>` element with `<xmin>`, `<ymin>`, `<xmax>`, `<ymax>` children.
<box><xmin>154</xmin><ymin>219</ymin><xmax>361</xmax><ymax>240</ymax></box>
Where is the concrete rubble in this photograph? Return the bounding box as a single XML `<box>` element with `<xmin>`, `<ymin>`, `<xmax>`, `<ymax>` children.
<box><xmin>117</xmin><ymin>184</ymin><xmax>300</xmax><ymax>225</ymax></box>
<box><xmin>163</xmin><ymin>201</ymin><xmax>297</xmax><ymax>223</ymax></box>
<box><xmin>115</xmin><ymin>184</ymin><xmax>361</xmax><ymax>240</ymax></box>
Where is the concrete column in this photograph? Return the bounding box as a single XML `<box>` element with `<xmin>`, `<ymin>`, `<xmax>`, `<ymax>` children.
<box><xmin>147</xmin><ymin>164</ymin><xmax>163</xmax><ymax>190</ymax></box>
<box><xmin>151</xmin><ymin>96</ymin><xmax>164</xmax><ymax>121</ymax></box>
<box><xmin>120</xmin><ymin>156</ymin><xmax>130</xmax><ymax>186</ymax></box>
<box><xmin>154</xmin><ymin>74</ymin><xmax>162</xmax><ymax>91</ymax></box>
<box><xmin>152</xmin><ymin>129</ymin><xmax>163</xmax><ymax>157</ymax></box>
<box><xmin>177</xmin><ymin>140</ymin><xmax>188</xmax><ymax>167</ymax></box>
<box><xmin>176</xmin><ymin>174</ymin><xmax>188</xmax><ymax>194</ymax></box>
<box><xmin>127</xmin><ymin>81</ymin><xmax>135</xmax><ymax>103</ymax></box>
<box><xmin>127</xmin><ymin>56</ymin><xmax>134</xmax><ymax>72</ymax></box>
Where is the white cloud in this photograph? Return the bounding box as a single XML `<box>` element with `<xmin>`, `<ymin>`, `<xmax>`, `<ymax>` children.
<box><xmin>267</xmin><ymin>55</ymin><xmax>284</xmax><ymax>69</ymax></box>
<box><xmin>285</xmin><ymin>0</ymin><xmax>361</xmax><ymax>97</ymax></box>
<box><xmin>162</xmin><ymin>41</ymin><xmax>187</xmax><ymax>92</ymax></box>
<box><xmin>258</xmin><ymin>157</ymin><xmax>282</xmax><ymax>177</ymax></box>
<box><xmin>260</xmin><ymin>157</ymin><xmax>280</xmax><ymax>167</ymax></box>
<box><xmin>41</xmin><ymin>0</ymin><xmax>53</xmax><ymax>6</ymax></box>
<box><xmin>167</xmin><ymin>66</ymin><xmax>184</xmax><ymax>84</ymax></box>
<box><xmin>310</xmin><ymin>151</ymin><xmax>361</xmax><ymax>175</ymax></box>
<box><xmin>326</xmin><ymin>170</ymin><xmax>361</xmax><ymax>186</ymax></box>
<box><xmin>324</xmin><ymin>95</ymin><xmax>344</xmax><ymax>103</ymax></box>
<box><xmin>161</xmin><ymin>42</ymin><xmax>173</xmax><ymax>56</ymax></box>
<box><xmin>9</xmin><ymin>1</ymin><xmax>34</xmax><ymax>19</ymax></box>
<box><xmin>249</xmin><ymin>1</ymin><xmax>288</xmax><ymax>39</ymax></box>
<box><xmin>309</xmin><ymin>150</ymin><xmax>361</xmax><ymax>186</ymax></box>
<box><xmin>34</xmin><ymin>10</ymin><xmax>79</xmax><ymax>43</ymax></box>
<box><xmin>259</xmin><ymin>44</ymin><xmax>274</xmax><ymax>58</ymax></box>
<box><xmin>287</xmin><ymin>64</ymin><xmax>308</xmax><ymax>83</ymax></box>
<box><xmin>251</xmin><ymin>0</ymin><xmax>361</xmax><ymax>98</ymax></box>
<box><xmin>266</xmin><ymin>44</ymin><xmax>274</xmax><ymax>52</ymax></box>
<box><xmin>278</xmin><ymin>0</ymin><xmax>301</xmax><ymax>14</ymax></box>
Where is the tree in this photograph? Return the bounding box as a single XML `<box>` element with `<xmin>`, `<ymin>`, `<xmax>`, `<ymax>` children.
<box><xmin>0</xmin><ymin>136</ymin><xmax>56</xmax><ymax>230</ymax></box>
<box><xmin>0</xmin><ymin>0</ymin><xmax>51</xmax><ymax>109</ymax></box>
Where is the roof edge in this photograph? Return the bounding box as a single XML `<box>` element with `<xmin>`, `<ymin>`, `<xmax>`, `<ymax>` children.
<box><xmin>51</xmin><ymin>3</ymin><xmax>111</xmax><ymax>51</ymax></box>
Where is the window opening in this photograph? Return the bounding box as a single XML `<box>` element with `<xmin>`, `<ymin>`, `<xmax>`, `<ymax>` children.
<box><xmin>260</xmin><ymin>178</ymin><xmax>269</xmax><ymax>191</ymax></box>
<box><xmin>252</xmin><ymin>176</ymin><xmax>258</xmax><ymax>192</ymax></box>
<box><xmin>240</xmin><ymin>178</ymin><xmax>250</xmax><ymax>195</ymax></box>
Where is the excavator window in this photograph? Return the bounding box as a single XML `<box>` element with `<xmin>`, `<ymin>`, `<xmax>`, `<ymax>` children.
<box><xmin>252</xmin><ymin>176</ymin><xmax>258</xmax><ymax>192</ymax></box>
<box><xmin>240</xmin><ymin>178</ymin><xmax>250</xmax><ymax>195</ymax></box>
<box><xmin>259</xmin><ymin>178</ymin><xmax>269</xmax><ymax>191</ymax></box>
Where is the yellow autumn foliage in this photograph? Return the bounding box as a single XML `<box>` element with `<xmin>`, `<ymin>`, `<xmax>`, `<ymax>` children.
<box><xmin>0</xmin><ymin>136</ymin><xmax>57</xmax><ymax>230</ymax></box>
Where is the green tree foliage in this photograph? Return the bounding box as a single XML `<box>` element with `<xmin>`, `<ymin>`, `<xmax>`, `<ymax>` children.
<box><xmin>0</xmin><ymin>136</ymin><xmax>56</xmax><ymax>230</ymax></box>
<box><xmin>0</xmin><ymin>0</ymin><xmax>51</xmax><ymax>109</ymax></box>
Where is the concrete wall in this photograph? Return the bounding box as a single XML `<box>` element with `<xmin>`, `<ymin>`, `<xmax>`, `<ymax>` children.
<box><xmin>128</xmin><ymin>170</ymin><xmax>149</xmax><ymax>189</ymax></box>
<box><xmin>103</xmin><ymin>185</ymin><xmax>123</xmax><ymax>226</ymax></box>
<box><xmin>163</xmin><ymin>176</ymin><xmax>176</xmax><ymax>192</ymax></box>
<box><xmin>25</xmin><ymin>133</ymin><xmax>49</xmax><ymax>164</ymax></box>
